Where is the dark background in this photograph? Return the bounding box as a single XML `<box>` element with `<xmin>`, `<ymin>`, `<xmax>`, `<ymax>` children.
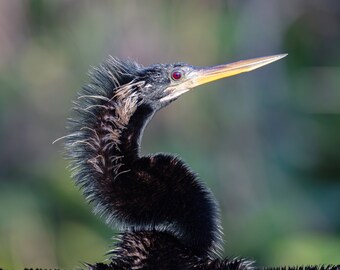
<box><xmin>0</xmin><ymin>0</ymin><xmax>339</xmax><ymax>268</ymax></box>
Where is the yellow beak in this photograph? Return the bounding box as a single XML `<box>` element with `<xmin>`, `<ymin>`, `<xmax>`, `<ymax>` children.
<box><xmin>191</xmin><ymin>54</ymin><xmax>287</xmax><ymax>87</ymax></box>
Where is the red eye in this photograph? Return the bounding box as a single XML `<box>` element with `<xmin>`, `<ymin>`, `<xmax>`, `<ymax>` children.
<box><xmin>171</xmin><ymin>70</ymin><xmax>182</xmax><ymax>80</ymax></box>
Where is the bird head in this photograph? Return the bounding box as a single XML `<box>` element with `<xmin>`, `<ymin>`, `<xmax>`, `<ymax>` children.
<box><xmin>129</xmin><ymin>54</ymin><xmax>287</xmax><ymax>110</ymax></box>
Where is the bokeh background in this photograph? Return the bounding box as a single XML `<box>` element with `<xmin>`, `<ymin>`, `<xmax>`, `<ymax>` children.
<box><xmin>0</xmin><ymin>0</ymin><xmax>339</xmax><ymax>268</ymax></box>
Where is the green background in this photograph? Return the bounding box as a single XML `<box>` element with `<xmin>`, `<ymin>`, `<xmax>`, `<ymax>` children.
<box><xmin>0</xmin><ymin>1</ymin><xmax>339</xmax><ymax>268</ymax></box>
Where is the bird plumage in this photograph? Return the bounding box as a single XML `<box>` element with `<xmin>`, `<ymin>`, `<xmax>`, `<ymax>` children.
<box><xmin>65</xmin><ymin>57</ymin><xmax>223</xmax><ymax>265</ymax></box>
<box><xmin>63</xmin><ymin>54</ymin><xmax>338</xmax><ymax>270</ymax></box>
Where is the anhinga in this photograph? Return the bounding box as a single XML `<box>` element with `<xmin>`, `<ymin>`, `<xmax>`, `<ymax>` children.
<box><xmin>63</xmin><ymin>54</ymin><xmax>338</xmax><ymax>270</ymax></box>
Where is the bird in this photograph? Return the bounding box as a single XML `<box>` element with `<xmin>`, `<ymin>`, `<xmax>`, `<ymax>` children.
<box><xmin>62</xmin><ymin>53</ymin><xmax>337</xmax><ymax>270</ymax></box>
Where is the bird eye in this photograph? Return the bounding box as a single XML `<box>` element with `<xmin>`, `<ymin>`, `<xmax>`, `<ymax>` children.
<box><xmin>171</xmin><ymin>70</ymin><xmax>182</xmax><ymax>81</ymax></box>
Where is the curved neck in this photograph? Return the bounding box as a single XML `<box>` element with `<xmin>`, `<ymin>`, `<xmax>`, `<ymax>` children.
<box><xmin>119</xmin><ymin>104</ymin><xmax>155</xmax><ymax>163</ymax></box>
<box><xmin>114</xmin><ymin>105</ymin><xmax>222</xmax><ymax>256</ymax></box>
<box><xmin>67</xmin><ymin>88</ymin><xmax>221</xmax><ymax>257</ymax></box>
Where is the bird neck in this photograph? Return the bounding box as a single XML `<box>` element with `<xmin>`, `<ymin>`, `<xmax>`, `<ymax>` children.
<box><xmin>106</xmin><ymin>102</ymin><xmax>222</xmax><ymax>257</ymax></box>
<box><xmin>118</xmin><ymin>104</ymin><xmax>155</xmax><ymax>164</ymax></box>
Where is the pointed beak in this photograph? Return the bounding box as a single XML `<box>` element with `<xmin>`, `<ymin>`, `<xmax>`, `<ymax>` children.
<box><xmin>190</xmin><ymin>54</ymin><xmax>287</xmax><ymax>88</ymax></box>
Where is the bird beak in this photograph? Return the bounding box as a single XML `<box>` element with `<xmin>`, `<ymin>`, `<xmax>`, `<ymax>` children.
<box><xmin>161</xmin><ymin>54</ymin><xmax>287</xmax><ymax>102</ymax></box>
<box><xmin>189</xmin><ymin>54</ymin><xmax>287</xmax><ymax>88</ymax></box>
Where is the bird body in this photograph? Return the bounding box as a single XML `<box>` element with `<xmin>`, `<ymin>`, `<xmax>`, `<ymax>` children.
<box><xmin>64</xmin><ymin>54</ymin><xmax>291</xmax><ymax>269</ymax></box>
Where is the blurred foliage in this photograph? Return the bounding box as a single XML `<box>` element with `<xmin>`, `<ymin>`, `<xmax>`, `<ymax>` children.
<box><xmin>0</xmin><ymin>0</ymin><xmax>339</xmax><ymax>268</ymax></box>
